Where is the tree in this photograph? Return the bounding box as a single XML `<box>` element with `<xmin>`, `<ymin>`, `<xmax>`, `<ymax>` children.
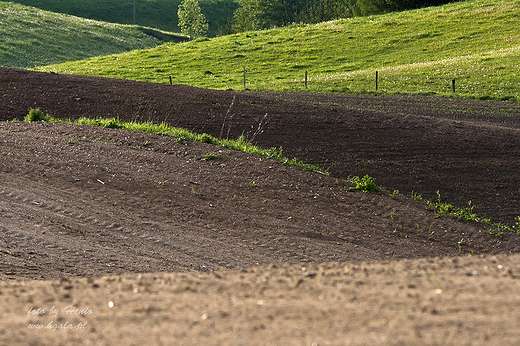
<box><xmin>233</xmin><ymin>0</ymin><xmax>309</xmax><ymax>32</ymax></box>
<box><xmin>233</xmin><ymin>0</ymin><xmax>353</xmax><ymax>32</ymax></box>
<box><xmin>348</xmin><ymin>0</ymin><xmax>456</xmax><ymax>16</ymax></box>
<box><xmin>178</xmin><ymin>0</ymin><xmax>209</xmax><ymax>38</ymax></box>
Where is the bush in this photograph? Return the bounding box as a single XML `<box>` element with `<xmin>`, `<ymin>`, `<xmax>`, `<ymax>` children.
<box><xmin>349</xmin><ymin>0</ymin><xmax>456</xmax><ymax>16</ymax></box>
<box><xmin>345</xmin><ymin>175</ymin><xmax>380</xmax><ymax>193</ymax></box>
<box><xmin>24</xmin><ymin>108</ymin><xmax>48</xmax><ymax>122</ymax></box>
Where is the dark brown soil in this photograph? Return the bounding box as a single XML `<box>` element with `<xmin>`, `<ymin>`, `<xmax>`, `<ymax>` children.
<box><xmin>1</xmin><ymin>67</ymin><xmax>520</xmax><ymax>345</ymax></box>
<box><xmin>3</xmin><ymin>67</ymin><xmax>520</xmax><ymax>225</ymax></box>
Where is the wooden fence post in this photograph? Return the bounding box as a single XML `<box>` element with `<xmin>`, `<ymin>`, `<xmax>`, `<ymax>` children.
<box><xmin>305</xmin><ymin>71</ymin><xmax>308</xmax><ymax>89</ymax></box>
<box><xmin>375</xmin><ymin>71</ymin><xmax>379</xmax><ymax>92</ymax></box>
<box><xmin>243</xmin><ymin>67</ymin><xmax>246</xmax><ymax>89</ymax></box>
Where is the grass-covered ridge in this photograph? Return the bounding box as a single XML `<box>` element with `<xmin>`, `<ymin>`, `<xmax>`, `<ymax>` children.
<box><xmin>8</xmin><ymin>0</ymin><xmax>238</xmax><ymax>38</ymax></box>
<box><xmin>22</xmin><ymin>108</ymin><xmax>326</xmax><ymax>174</ymax></box>
<box><xmin>0</xmin><ymin>1</ymin><xmax>185</xmax><ymax>69</ymax></box>
<box><xmin>34</xmin><ymin>0</ymin><xmax>520</xmax><ymax>100</ymax></box>
<box><xmin>21</xmin><ymin>108</ymin><xmax>520</xmax><ymax>235</ymax></box>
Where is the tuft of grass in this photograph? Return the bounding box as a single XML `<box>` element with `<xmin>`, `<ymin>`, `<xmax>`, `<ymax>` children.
<box><xmin>414</xmin><ymin>191</ymin><xmax>520</xmax><ymax>236</ymax></box>
<box><xmin>139</xmin><ymin>141</ymin><xmax>152</xmax><ymax>149</ymax></box>
<box><xmin>513</xmin><ymin>216</ymin><xmax>520</xmax><ymax>232</ymax></box>
<box><xmin>486</xmin><ymin>227</ymin><xmax>504</xmax><ymax>241</ymax></box>
<box><xmin>24</xmin><ymin>108</ymin><xmax>52</xmax><ymax>122</ymax></box>
<box><xmin>199</xmin><ymin>133</ymin><xmax>218</xmax><ymax>144</ymax></box>
<box><xmin>203</xmin><ymin>152</ymin><xmax>218</xmax><ymax>160</ymax></box>
<box><xmin>389</xmin><ymin>190</ymin><xmax>403</xmax><ymax>199</ymax></box>
<box><xmin>345</xmin><ymin>175</ymin><xmax>380</xmax><ymax>193</ymax></box>
<box><xmin>410</xmin><ymin>191</ymin><xmax>423</xmax><ymax>202</ymax></box>
<box><xmin>425</xmin><ymin>192</ymin><xmax>480</xmax><ymax>223</ymax></box>
<box><xmin>387</xmin><ymin>211</ymin><xmax>397</xmax><ymax>233</ymax></box>
<box><xmin>457</xmin><ymin>238</ymin><xmax>465</xmax><ymax>253</ymax></box>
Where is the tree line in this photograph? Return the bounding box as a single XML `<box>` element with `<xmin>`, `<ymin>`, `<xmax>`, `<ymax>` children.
<box><xmin>233</xmin><ymin>0</ymin><xmax>459</xmax><ymax>32</ymax></box>
<box><xmin>178</xmin><ymin>0</ymin><xmax>459</xmax><ymax>38</ymax></box>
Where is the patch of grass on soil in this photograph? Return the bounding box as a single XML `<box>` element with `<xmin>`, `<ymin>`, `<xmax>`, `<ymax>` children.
<box><xmin>21</xmin><ymin>110</ymin><xmax>327</xmax><ymax>174</ymax></box>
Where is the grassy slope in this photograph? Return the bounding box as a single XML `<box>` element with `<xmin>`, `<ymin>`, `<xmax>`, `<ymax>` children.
<box><xmin>8</xmin><ymin>0</ymin><xmax>239</xmax><ymax>37</ymax></box>
<box><xmin>0</xmin><ymin>1</ymin><xmax>185</xmax><ymax>69</ymax></box>
<box><xmin>35</xmin><ymin>0</ymin><xmax>520</xmax><ymax>100</ymax></box>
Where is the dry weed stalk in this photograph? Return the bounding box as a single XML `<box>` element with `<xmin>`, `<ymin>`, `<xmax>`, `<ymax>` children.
<box><xmin>220</xmin><ymin>95</ymin><xmax>236</xmax><ymax>139</ymax></box>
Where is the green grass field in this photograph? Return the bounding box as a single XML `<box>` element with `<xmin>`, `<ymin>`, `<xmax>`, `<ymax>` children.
<box><xmin>8</xmin><ymin>0</ymin><xmax>238</xmax><ymax>37</ymax></box>
<box><xmin>34</xmin><ymin>0</ymin><xmax>520</xmax><ymax>101</ymax></box>
<box><xmin>0</xmin><ymin>1</ymin><xmax>186</xmax><ymax>68</ymax></box>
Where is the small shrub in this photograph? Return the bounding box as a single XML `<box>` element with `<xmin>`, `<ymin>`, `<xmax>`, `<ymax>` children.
<box><xmin>345</xmin><ymin>175</ymin><xmax>380</xmax><ymax>193</ymax></box>
<box><xmin>24</xmin><ymin>108</ymin><xmax>48</xmax><ymax>122</ymax></box>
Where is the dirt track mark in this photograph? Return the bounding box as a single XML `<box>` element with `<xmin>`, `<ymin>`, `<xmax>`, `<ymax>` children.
<box><xmin>0</xmin><ymin>183</ymin><xmax>181</xmax><ymax>278</ymax></box>
<box><xmin>0</xmin><ymin>180</ymin><xmax>298</xmax><ymax>276</ymax></box>
<box><xmin>2</xmin><ymin>119</ymin><xmax>520</xmax><ymax>282</ymax></box>
<box><xmin>0</xmin><ymin>185</ymin><xmax>125</xmax><ymax>232</ymax></box>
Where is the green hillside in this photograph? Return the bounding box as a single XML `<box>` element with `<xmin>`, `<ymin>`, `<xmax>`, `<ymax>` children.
<box><xmin>9</xmin><ymin>0</ymin><xmax>239</xmax><ymax>37</ymax></box>
<box><xmin>35</xmin><ymin>0</ymin><xmax>520</xmax><ymax>100</ymax></box>
<box><xmin>0</xmin><ymin>2</ymin><xmax>186</xmax><ymax>68</ymax></box>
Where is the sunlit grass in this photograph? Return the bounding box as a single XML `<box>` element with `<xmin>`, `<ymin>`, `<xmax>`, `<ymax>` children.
<box><xmin>20</xmin><ymin>112</ymin><xmax>326</xmax><ymax>174</ymax></box>
<box><xmin>0</xmin><ymin>1</ymin><xmax>185</xmax><ymax>68</ymax></box>
<box><xmin>77</xmin><ymin>117</ymin><xmax>326</xmax><ymax>172</ymax></box>
<box><xmin>34</xmin><ymin>0</ymin><xmax>520</xmax><ymax>100</ymax></box>
<box><xmin>276</xmin><ymin>46</ymin><xmax>520</xmax><ymax>100</ymax></box>
<box><xmin>9</xmin><ymin>0</ymin><xmax>238</xmax><ymax>37</ymax></box>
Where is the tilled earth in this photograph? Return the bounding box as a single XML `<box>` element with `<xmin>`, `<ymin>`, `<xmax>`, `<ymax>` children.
<box><xmin>1</xmin><ymin>67</ymin><xmax>520</xmax><ymax>345</ymax></box>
